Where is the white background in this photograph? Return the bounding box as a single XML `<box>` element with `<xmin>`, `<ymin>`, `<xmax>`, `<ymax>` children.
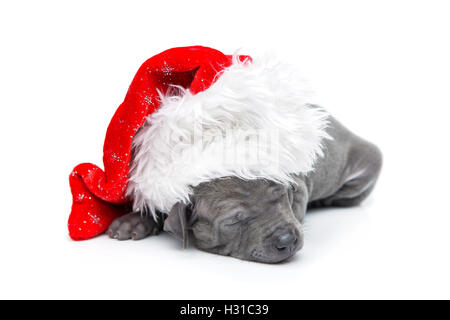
<box><xmin>1</xmin><ymin>0</ymin><xmax>449</xmax><ymax>299</ymax></box>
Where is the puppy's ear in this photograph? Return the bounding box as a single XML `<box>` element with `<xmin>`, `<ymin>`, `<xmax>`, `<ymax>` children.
<box><xmin>287</xmin><ymin>185</ymin><xmax>294</xmax><ymax>206</ymax></box>
<box><xmin>163</xmin><ymin>201</ymin><xmax>196</xmax><ymax>248</ymax></box>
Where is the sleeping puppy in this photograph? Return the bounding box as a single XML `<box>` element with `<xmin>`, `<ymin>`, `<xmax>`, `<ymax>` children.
<box><xmin>108</xmin><ymin>116</ymin><xmax>382</xmax><ymax>263</ymax></box>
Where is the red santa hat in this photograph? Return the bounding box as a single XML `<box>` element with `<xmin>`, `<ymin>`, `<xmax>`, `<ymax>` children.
<box><xmin>68</xmin><ymin>46</ymin><xmax>330</xmax><ymax>241</ymax></box>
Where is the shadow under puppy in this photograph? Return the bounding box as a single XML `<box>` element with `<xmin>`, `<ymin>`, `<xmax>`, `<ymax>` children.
<box><xmin>109</xmin><ymin>116</ymin><xmax>382</xmax><ymax>263</ymax></box>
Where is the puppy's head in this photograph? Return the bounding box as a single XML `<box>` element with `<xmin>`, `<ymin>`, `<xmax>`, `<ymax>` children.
<box><xmin>163</xmin><ymin>177</ymin><xmax>303</xmax><ymax>263</ymax></box>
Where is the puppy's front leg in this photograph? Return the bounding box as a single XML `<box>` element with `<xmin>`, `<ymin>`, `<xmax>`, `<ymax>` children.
<box><xmin>107</xmin><ymin>211</ymin><xmax>163</xmax><ymax>240</ymax></box>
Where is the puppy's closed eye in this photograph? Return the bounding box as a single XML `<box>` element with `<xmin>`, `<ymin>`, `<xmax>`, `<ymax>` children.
<box><xmin>222</xmin><ymin>211</ymin><xmax>251</xmax><ymax>227</ymax></box>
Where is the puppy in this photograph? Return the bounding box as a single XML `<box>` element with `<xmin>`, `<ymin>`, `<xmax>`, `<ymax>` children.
<box><xmin>108</xmin><ymin>117</ymin><xmax>382</xmax><ymax>263</ymax></box>
<box><xmin>107</xmin><ymin>116</ymin><xmax>382</xmax><ymax>263</ymax></box>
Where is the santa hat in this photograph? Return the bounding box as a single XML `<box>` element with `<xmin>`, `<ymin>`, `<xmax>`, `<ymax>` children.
<box><xmin>68</xmin><ymin>46</ymin><xmax>329</xmax><ymax>241</ymax></box>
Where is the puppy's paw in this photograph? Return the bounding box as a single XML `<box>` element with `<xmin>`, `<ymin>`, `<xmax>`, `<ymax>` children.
<box><xmin>107</xmin><ymin>211</ymin><xmax>161</xmax><ymax>240</ymax></box>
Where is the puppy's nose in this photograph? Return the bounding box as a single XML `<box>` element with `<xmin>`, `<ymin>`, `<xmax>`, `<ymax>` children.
<box><xmin>273</xmin><ymin>228</ymin><xmax>298</xmax><ymax>253</ymax></box>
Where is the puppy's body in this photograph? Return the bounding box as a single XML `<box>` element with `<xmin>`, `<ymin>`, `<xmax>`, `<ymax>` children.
<box><xmin>108</xmin><ymin>116</ymin><xmax>382</xmax><ymax>263</ymax></box>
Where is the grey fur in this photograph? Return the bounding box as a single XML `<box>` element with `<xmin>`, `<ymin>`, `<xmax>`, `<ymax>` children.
<box><xmin>108</xmin><ymin>116</ymin><xmax>382</xmax><ymax>263</ymax></box>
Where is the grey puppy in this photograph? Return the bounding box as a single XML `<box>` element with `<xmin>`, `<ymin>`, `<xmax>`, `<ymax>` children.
<box><xmin>108</xmin><ymin>116</ymin><xmax>382</xmax><ymax>263</ymax></box>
